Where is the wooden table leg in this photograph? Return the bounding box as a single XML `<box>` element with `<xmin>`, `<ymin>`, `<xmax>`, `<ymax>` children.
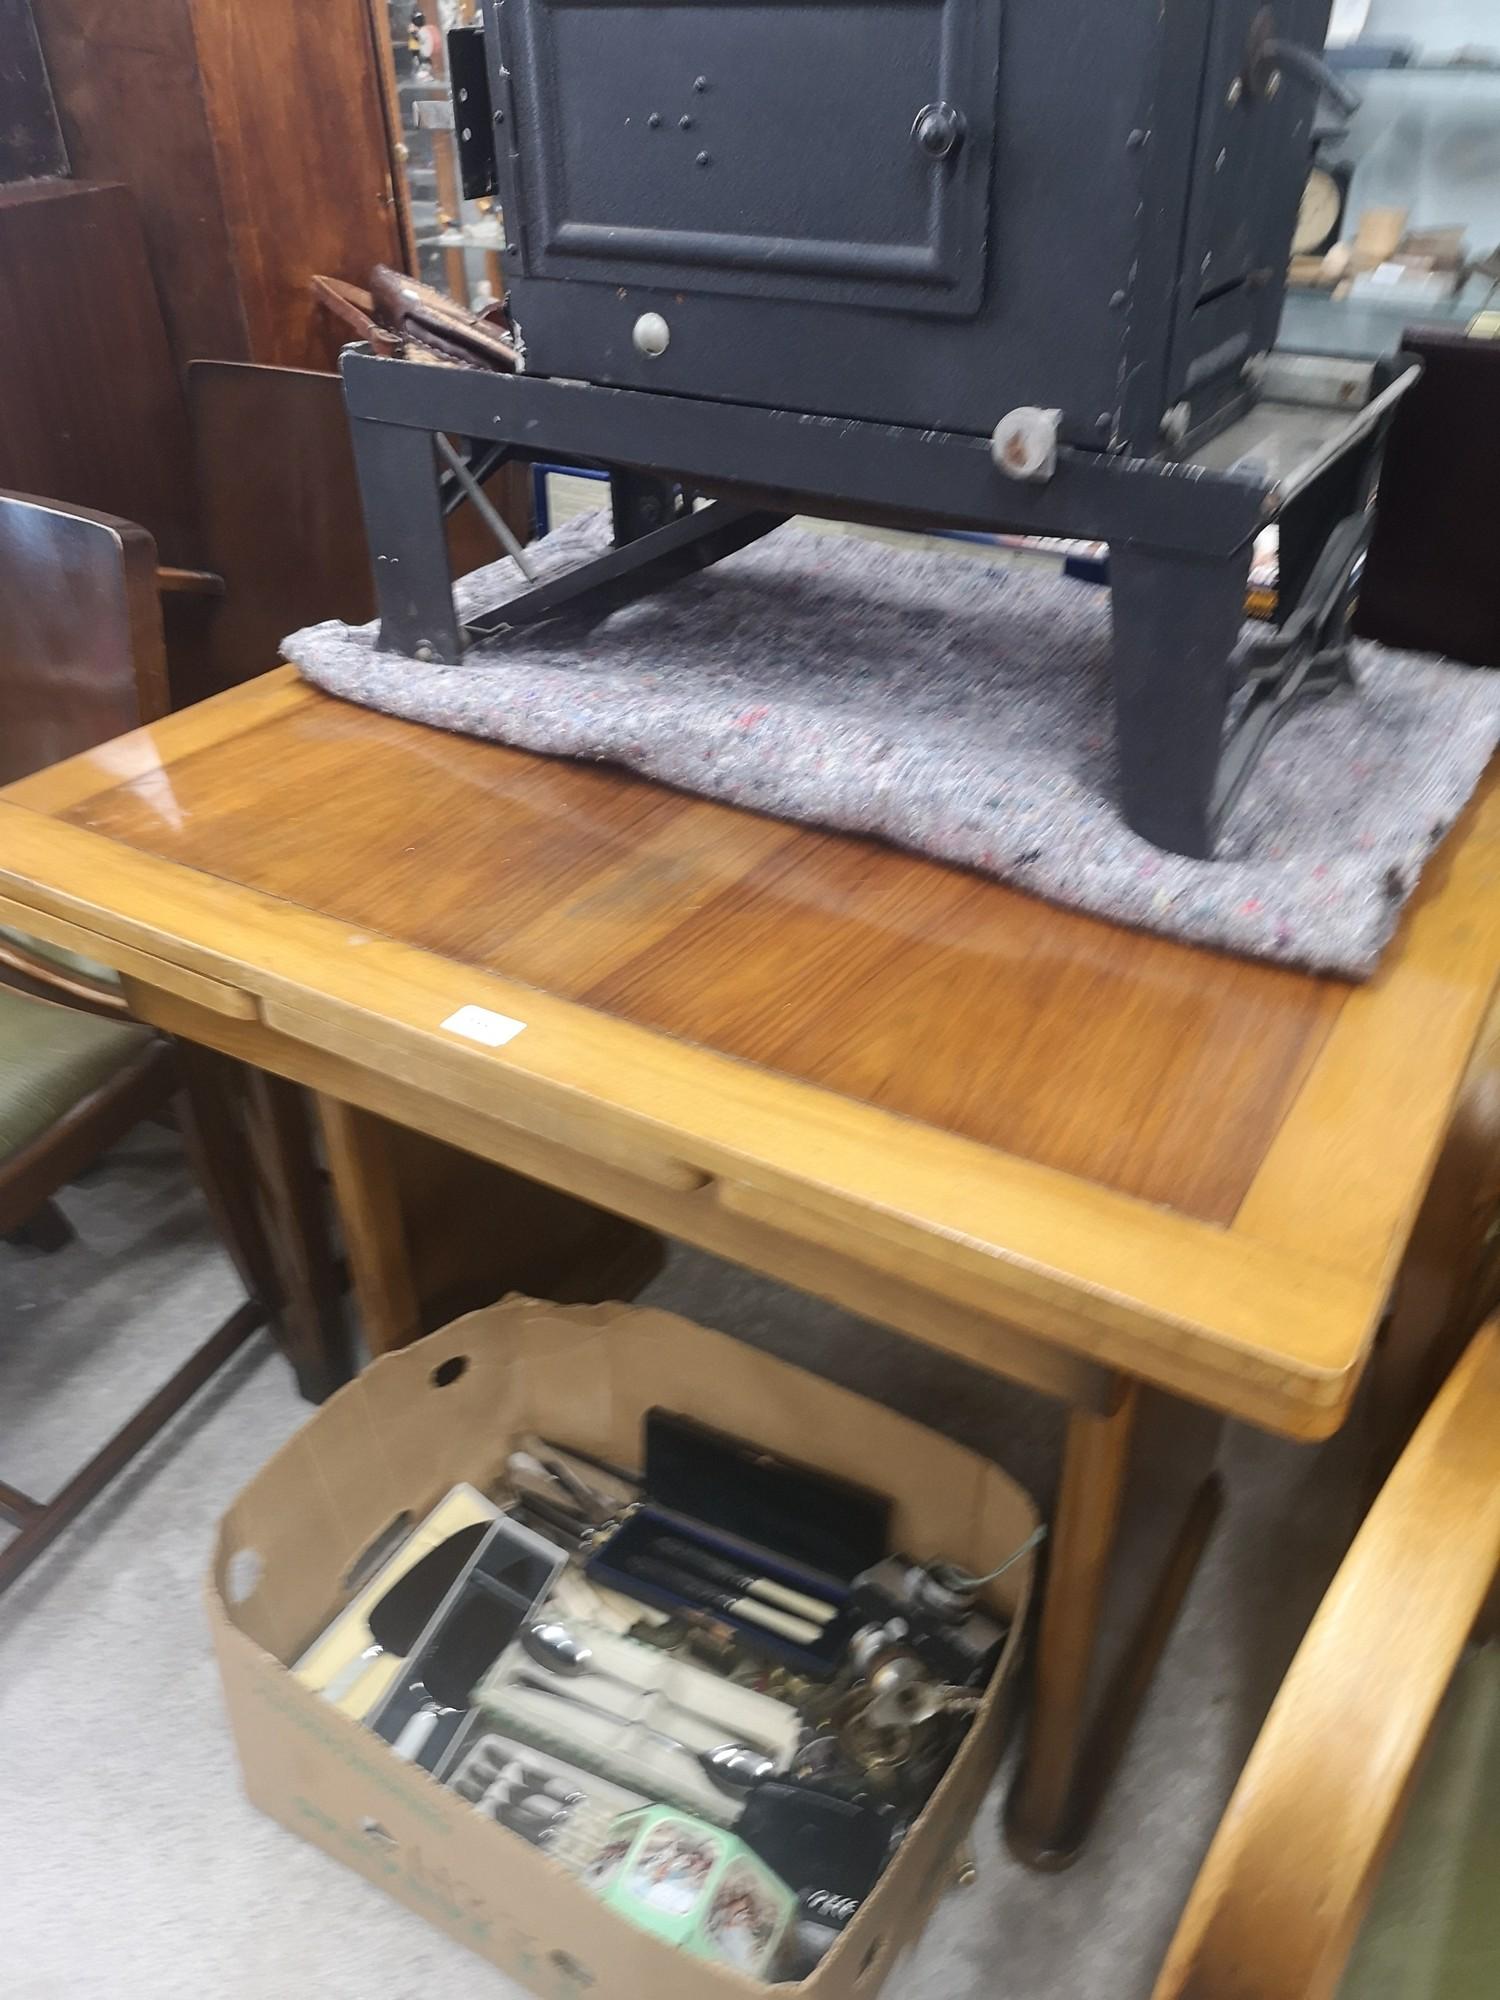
<box><xmin>176</xmin><ymin>1043</ymin><xmax>279</xmax><ymax>1303</ymax></box>
<box><xmin>1007</xmin><ymin>1381</ymin><xmax>1224</xmax><ymax>1868</ymax></box>
<box><xmin>239</xmin><ymin>1067</ymin><xmax>350</xmax><ymax>1401</ymax></box>
<box><xmin>180</xmin><ymin>1044</ymin><xmax>350</xmax><ymax>1402</ymax></box>
<box><xmin>316</xmin><ymin>1093</ymin><xmax>423</xmax><ymax>1357</ymax></box>
<box><xmin>313</xmin><ymin>1089</ymin><xmax>665</xmax><ymax>1363</ymax></box>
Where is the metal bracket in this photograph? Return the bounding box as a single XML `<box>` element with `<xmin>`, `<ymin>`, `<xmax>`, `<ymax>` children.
<box><xmin>464</xmin><ymin>498</ymin><xmax>788</xmax><ymax>644</ymax></box>
<box><xmin>1212</xmin><ymin>509</ymin><xmax>1368</xmax><ymax>828</ymax></box>
<box><xmin>448</xmin><ymin>24</ymin><xmax>497</xmax><ymax>199</ymax></box>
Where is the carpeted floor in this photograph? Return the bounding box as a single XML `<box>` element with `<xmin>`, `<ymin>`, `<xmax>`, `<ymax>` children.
<box><xmin>0</xmin><ymin>1130</ymin><xmax>1370</xmax><ymax>1999</ymax></box>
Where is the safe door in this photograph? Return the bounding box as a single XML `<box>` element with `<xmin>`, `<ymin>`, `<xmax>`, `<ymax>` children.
<box><xmin>492</xmin><ymin>0</ymin><xmax>1002</xmax><ymax>319</ymax></box>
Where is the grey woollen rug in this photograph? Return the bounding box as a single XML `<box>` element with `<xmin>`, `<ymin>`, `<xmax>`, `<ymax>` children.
<box><xmin>285</xmin><ymin>512</ymin><xmax>1500</xmax><ymax>978</ymax></box>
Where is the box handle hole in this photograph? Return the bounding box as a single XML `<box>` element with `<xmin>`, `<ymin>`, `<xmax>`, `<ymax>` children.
<box><xmin>430</xmin><ymin>1354</ymin><xmax>470</xmax><ymax>1388</ymax></box>
<box><xmin>224</xmin><ymin>1546</ymin><xmax>264</xmax><ymax>1605</ymax></box>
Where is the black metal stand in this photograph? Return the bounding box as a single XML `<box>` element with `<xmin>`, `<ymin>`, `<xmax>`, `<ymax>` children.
<box><xmin>341</xmin><ymin>346</ymin><xmax>1417</xmax><ymax>859</ymax></box>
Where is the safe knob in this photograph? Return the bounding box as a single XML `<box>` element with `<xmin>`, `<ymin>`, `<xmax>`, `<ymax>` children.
<box><xmin>911</xmin><ymin>102</ymin><xmax>965</xmax><ymax>160</ymax></box>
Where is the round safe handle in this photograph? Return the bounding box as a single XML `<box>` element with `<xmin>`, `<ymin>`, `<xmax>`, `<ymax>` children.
<box><xmin>912</xmin><ymin>102</ymin><xmax>965</xmax><ymax>160</ymax></box>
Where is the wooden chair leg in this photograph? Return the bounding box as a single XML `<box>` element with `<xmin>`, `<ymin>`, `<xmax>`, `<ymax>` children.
<box><xmin>0</xmin><ymin>1299</ymin><xmax>264</xmax><ymax>1597</ymax></box>
<box><xmin>1006</xmin><ymin>1383</ymin><xmax>1224</xmax><ymax>1868</ymax></box>
<box><xmin>3</xmin><ymin>1197</ymin><xmax>74</xmax><ymax>1251</ymax></box>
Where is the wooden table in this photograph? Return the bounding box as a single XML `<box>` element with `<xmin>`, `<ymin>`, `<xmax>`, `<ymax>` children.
<box><xmin>3</xmin><ymin>667</ymin><xmax>1498</xmax><ymax>1864</ymax></box>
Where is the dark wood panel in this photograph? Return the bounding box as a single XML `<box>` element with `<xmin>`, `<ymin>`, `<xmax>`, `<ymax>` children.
<box><xmin>0</xmin><ymin>180</ymin><xmax>194</xmax><ymax>562</ymax></box>
<box><xmin>191</xmin><ymin>0</ymin><xmax>405</xmax><ymax>371</ymax></box>
<box><xmin>1</xmin><ymin>0</ymin><xmax>67</xmax><ymax>182</ymax></box>
<box><xmin>1356</xmin><ymin>329</ymin><xmax>1500</xmax><ymax>669</ymax></box>
<box><xmin>58</xmin><ymin>693</ymin><xmax>1345</xmax><ymax>1222</ymax></box>
<box><xmin>0</xmin><ymin>491</ymin><xmax>167</xmax><ymax>787</ymax></box>
<box><xmin>31</xmin><ymin>0</ymin><xmax>248</xmax><ymax>372</ymax></box>
<box><xmin>186</xmin><ymin>363</ymin><xmax>377</xmax><ymax>703</ymax></box>
<box><xmin>384</xmin><ymin>1116</ymin><xmax>664</xmax><ymax>1335</ymax></box>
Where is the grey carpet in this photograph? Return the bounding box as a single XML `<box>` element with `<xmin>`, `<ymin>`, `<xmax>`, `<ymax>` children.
<box><xmin>286</xmin><ymin>512</ymin><xmax>1500</xmax><ymax>978</ymax></box>
<box><xmin>1</xmin><ymin>1132</ymin><xmax>1371</xmax><ymax>1998</ymax></box>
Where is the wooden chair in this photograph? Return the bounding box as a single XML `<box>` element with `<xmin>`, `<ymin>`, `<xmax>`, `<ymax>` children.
<box><xmin>0</xmin><ymin>489</ymin><xmax>344</xmax><ymax>1596</ymax></box>
<box><xmin>1154</xmin><ymin>1315</ymin><xmax>1500</xmax><ymax>2000</ymax></box>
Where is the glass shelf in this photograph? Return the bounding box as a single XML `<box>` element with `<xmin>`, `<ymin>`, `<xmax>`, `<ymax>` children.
<box><xmin>1333</xmin><ymin>59</ymin><xmax>1500</xmax><ymax>78</ymax></box>
<box><xmin>1279</xmin><ymin>283</ymin><xmax>1490</xmax><ymax>359</ymax></box>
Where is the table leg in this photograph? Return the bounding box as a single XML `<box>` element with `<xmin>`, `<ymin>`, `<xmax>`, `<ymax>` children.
<box><xmin>316</xmin><ymin>1093</ymin><xmax>424</xmax><ymax>1358</ymax></box>
<box><xmin>1109</xmin><ymin>541</ymin><xmax>1251</xmax><ymax>859</ymax></box>
<box><xmin>347</xmin><ymin>415</ymin><xmax>463</xmax><ymax>662</ymax></box>
<box><xmin>176</xmin><ymin>1044</ymin><xmax>279</xmax><ymax>1304</ymax></box>
<box><xmin>238</xmin><ymin>1066</ymin><xmax>350</xmax><ymax>1401</ymax></box>
<box><xmin>1007</xmin><ymin>1382</ymin><xmax>1224</xmax><ymax>1868</ymax></box>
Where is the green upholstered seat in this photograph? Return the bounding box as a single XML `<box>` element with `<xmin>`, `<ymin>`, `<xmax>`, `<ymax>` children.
<box><xmin>0</xmin><ymin>984</ymin><xmax>154</xmax><ymax>1162</ymax></box>
<box><xmin>1338</xmin><ymin>1643</ymin><xmax>1500</xmax><ymax>2000</ymax></box>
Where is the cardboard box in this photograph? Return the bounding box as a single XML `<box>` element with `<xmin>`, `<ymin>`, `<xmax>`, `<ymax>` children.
<box><xmin>209</xmin><ymin>1298</ymin><xmax>1038</xmax><ymax>2000</ymax></box>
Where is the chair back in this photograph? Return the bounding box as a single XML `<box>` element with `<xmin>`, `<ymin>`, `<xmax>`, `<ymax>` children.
<box><xmin>0</xmin><ymin>489</ymin><xmax>167</xmax><ymax>787</ymax></box>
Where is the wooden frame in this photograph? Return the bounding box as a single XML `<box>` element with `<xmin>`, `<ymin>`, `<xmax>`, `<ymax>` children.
<box><xmin>1155</xmin><ymin>1318</ymin><xmax>1500</xmax><ymax>2000</ymax></box>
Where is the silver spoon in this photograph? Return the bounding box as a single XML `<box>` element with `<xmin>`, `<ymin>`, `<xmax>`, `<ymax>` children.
<box><xmin>513</xmin><ymin>1671</ymin><xmax>774</xmax><ymax>1796</ymax></box>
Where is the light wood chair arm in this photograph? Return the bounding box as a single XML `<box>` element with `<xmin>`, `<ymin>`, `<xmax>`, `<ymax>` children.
<box><xmin>1153</xmin><ymin>1317</ymin><xmax>1500</xmax><ymax>2000</ymax></box>
<box><xmin>0</xmin><ymin>937</ymin><xmax>130</xmax><ymax>1020</ymax></box>
<box><xmin>154</xmin><ymin>565</ymin><xmax>225</xmax><ymax>598</ymax></box>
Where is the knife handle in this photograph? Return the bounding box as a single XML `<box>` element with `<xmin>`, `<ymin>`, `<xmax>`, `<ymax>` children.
<box><xmin>656</xmin><ymin>1536</ymin><xmax>836</xmax><ymax>1624</ymax></box>
<box><xmin>725</xmin><ymin>1594</ymin><xmax>822</xmax><ymax>1645</ymax></box>
<box><xmin>394</xmin><ymin>1703</ymin><xmax>439</xmax><ymax>1762</ymax></box>
<box><xmin>322</xmin><ymin>1641</ymin><xmax>382</xmax><ymax>1704</ymax></box>
<box><xmin>741</xmin><ymin>1575</ymin><xmax>834</xmax><ymax>1623</ymax></box>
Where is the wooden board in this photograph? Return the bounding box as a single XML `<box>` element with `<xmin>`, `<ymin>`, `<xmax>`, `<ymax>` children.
<box><xmin>0</xmin><ymin>181</ymin><xmax>194</xmax><ymax>563</ymax></box>
<box><xmin>31</xmin><ymin>679</ymin><xmax>1343</xmax><ymax>1223</ymax></box>
<box><xmin>34</xmin><ymin>0</ymin><xmax>405</xmax><ymax>378</ymax></box>
<box><xmin>31</xmin><ymin>0</ymin><xmax>247</xmax><ymax>372</ymax></box>
<box><xmin>2</xmin><ymin>670</ymin><xmax>1497</xmax><ymax>1436</ymax></box>
<box><xmin>190</xmin><ymin>0</ymin><xmax>404</xmax><ymax>370</ymax></box>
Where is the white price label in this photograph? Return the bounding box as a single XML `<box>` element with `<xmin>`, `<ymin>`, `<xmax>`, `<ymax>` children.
<box><xmin>441</xmin><ymin>1004</ymin><xmax>528</xmax><ymax>1048</ymax></box>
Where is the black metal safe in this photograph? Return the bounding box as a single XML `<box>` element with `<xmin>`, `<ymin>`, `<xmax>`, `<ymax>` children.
<box><xmin>482</xmin><ymin>0</ymin><xmax>1328</xmax><ymax>454</ymax></box>
<box><xmin>344</xmin><ymin>0</ymin><xmax>1419</xmax><ymax>858</ymax></box>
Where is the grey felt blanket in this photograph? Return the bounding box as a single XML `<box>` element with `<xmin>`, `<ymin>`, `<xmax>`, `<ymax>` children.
<box><xmin>285</xmin><ymin>513</ymin><xmax>1500</xmax><ymax>978</ymax></box>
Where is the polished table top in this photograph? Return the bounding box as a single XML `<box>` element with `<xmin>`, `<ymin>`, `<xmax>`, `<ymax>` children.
<box><xmin>3</xmin><ymin>667</ymin><xmax>1497</xmax><ymax>1435</ymax></box>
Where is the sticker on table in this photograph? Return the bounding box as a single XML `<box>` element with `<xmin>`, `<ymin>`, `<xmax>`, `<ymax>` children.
<box><xmin>441</xmin><ymin>1004</ymin><xmax>527</xmax><ymax>1048</ymax></box>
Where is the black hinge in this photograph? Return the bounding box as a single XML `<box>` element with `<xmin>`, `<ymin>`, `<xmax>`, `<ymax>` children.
<box><xmin>447</xmin><ymin>25</ymin><xmax>497</xmax><ymax>200</ymax></box>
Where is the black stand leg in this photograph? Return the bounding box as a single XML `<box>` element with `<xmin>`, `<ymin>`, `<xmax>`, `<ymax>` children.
<box><xmin>349</xmin><ymin>420</ymin><xmax>463</xmax><ymax>663</ymax></box>
<box><xmin>610</xmin><ymin>471</ymin><xmax>683</xmax><ymax>546</ymax></box>
<box><xmin>1108</xmin><ymin>541</ymin><xmax>1252</xmax><ymax>859</ymax></box>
